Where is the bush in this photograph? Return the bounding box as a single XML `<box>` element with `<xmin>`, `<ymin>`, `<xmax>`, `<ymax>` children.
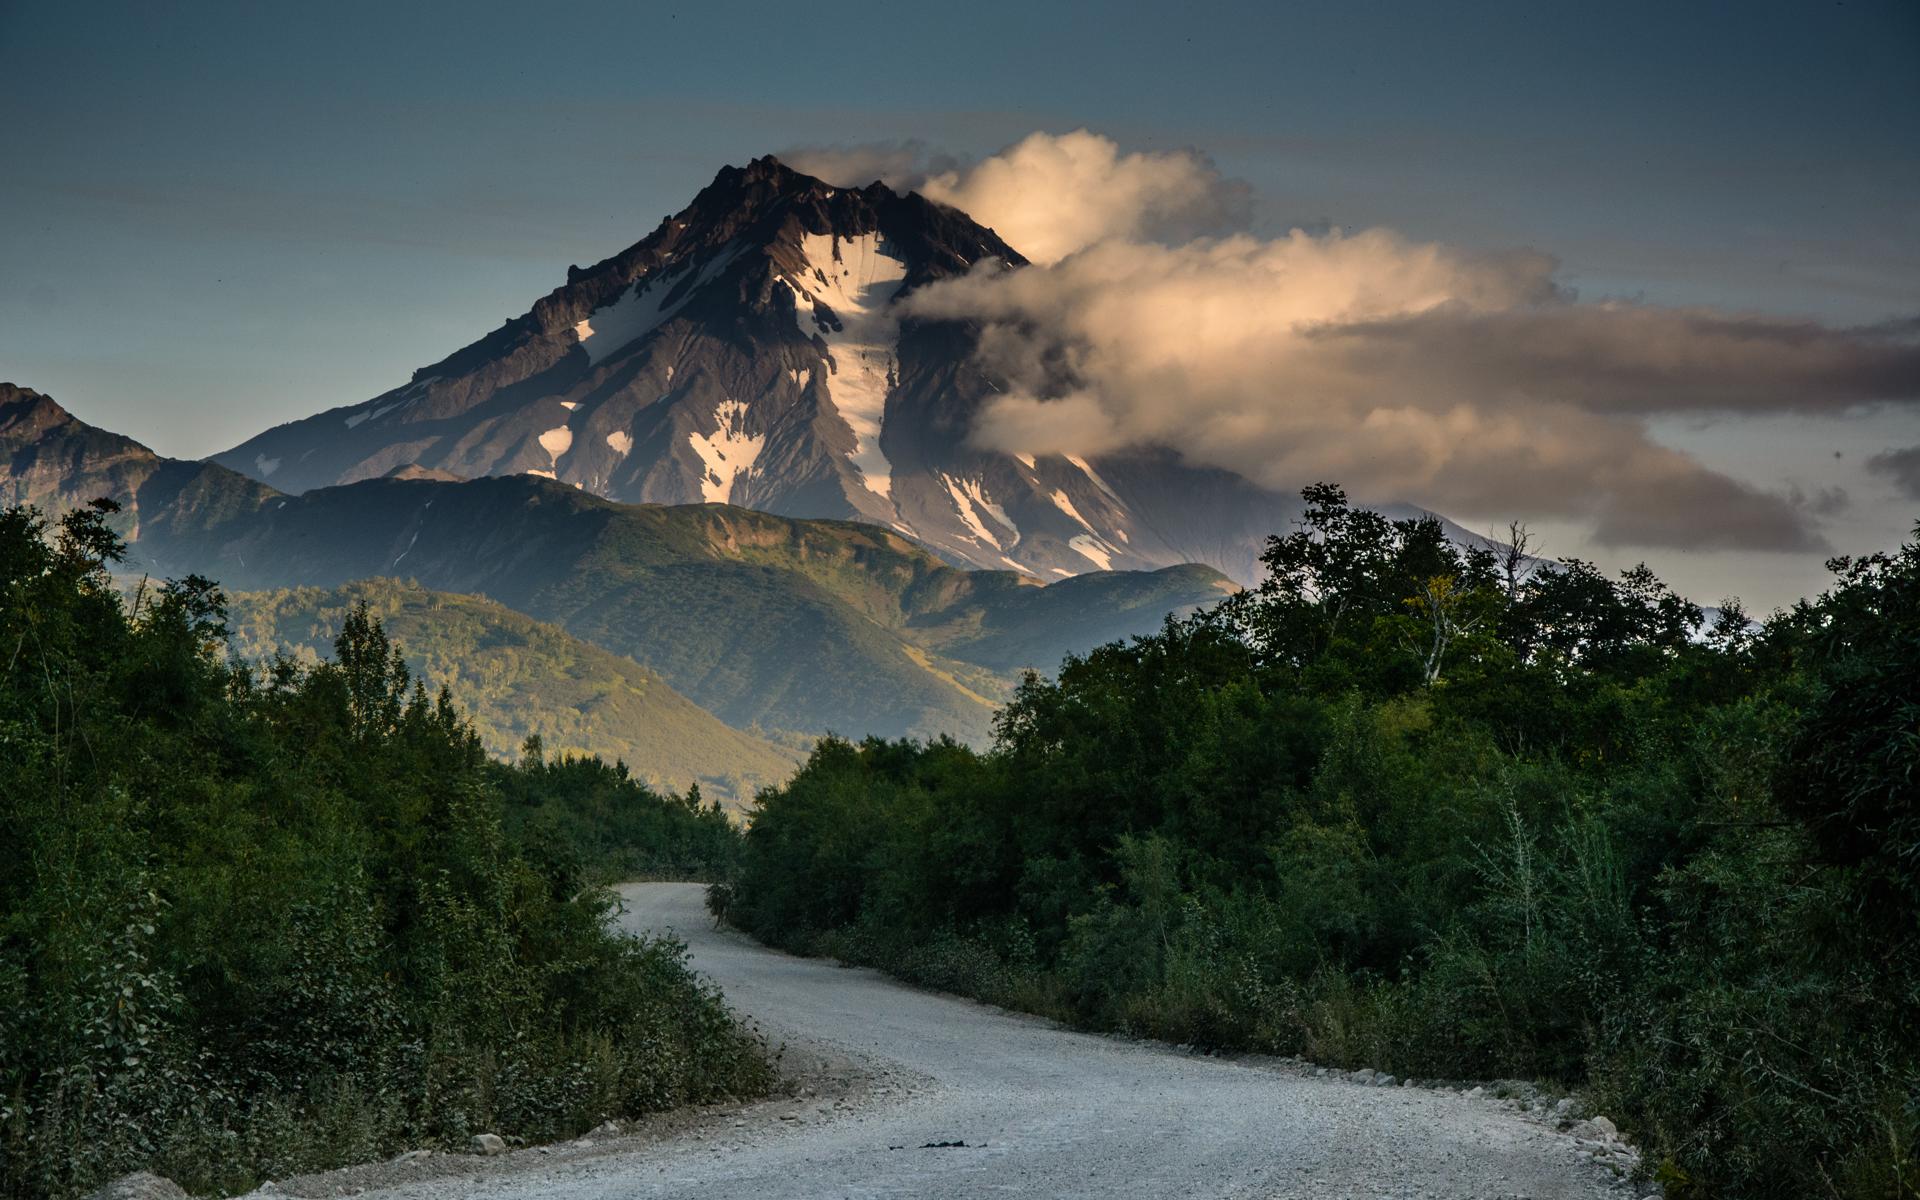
<box><xmin>724</xmin><ymin>488</ymin><xmax>1920</xmax><ymax>1197</ymax></box>
<box><xmin>0</xmin><ymin>502</ymin><xmax>772</xmax><ymax>1199</ymax></box>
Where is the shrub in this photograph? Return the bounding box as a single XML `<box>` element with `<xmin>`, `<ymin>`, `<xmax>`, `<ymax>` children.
<box><xmin>0</xmin><ymin>503</ymin><xmax>772</xmax><ymax>1199</ymax></box>
<box><xmin>724</xmin><ymin>489</ymin><xmax>1920</xmax><ymax>1197</ymax></box>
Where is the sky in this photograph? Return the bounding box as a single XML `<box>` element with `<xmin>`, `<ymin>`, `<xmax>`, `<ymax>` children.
<box><xmin>2</xmin><ymin>0</ymin><xmax>1917</xmax><ymax>609</ymax></box>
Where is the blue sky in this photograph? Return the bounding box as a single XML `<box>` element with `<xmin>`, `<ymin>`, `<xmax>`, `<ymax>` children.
<box><xmin>2</xmin><ymin>0</ymin><xmax>1916</xmax><ymax>606</ymax></box>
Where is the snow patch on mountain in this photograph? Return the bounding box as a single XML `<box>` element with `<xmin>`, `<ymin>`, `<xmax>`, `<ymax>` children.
<box><xmin>788</xmin><ymin>232</ymin><xmax>907</xmax><ymax>502</ymax></box>
<box><xmin>255</xmin><ymin>454</ymin><xmax>281</xmax><ymax>478</ymax></box>
<box><xmin>942</xmin><ymin>475</ymin><xmax>1018</xmax><ymax>550</ymax></box>
<box><xmin>688</xmin><ymin>400</ymin><xmax>764</xmax><ymax>504</ymax></box>
<box><xmin>539</xmin><ymin>426</ymin><xmax>573</xmax><ymax>463</ymax></box>
<box><xmin>577</xmin><ymin>244</ymin><xmax>744</xmax><ymax>364</ymax></box>
<box><xmin>606</xmin><ymin>430</ymin><xmax>633</xmax><ymax>456</ymax></box>
<box><xmin>1066</xmin><ymin>454</ymin><xmax>1122</xmax><ymax>505</ymax></box>
<box><xmin>967</xmin><ymin>480</ymin><xmax>1016</xmax><ymax>539</ymax></box>
<box><xmin>1069</xmin><ymin>534</ymin><xmax>1115</xmax><ymax>570</ymax></box>
<box><xmin>343</xmin><ymin>396</ymin><xmax>409</xmax><ymax>430</ymax></box>
<box><xmin>1013</xmin><ymin>453</ymin><xmax>1037</xmax><ymax>470</ymax></box>
<box><xmin>1050</xmin><ymin>489</ymin><xmax>1097</xmax><ymax>534</ymax></box>
<box><xmin>943</xmin><ymin>475</ymin><xmax>1002</xmax><ymax>548</ymax></box>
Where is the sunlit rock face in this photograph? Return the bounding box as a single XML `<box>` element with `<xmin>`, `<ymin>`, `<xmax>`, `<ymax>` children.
<box><xmin>213</xmin><ymin>156</ymin><xmax>1334</xmax><ymax>584</ymax></box>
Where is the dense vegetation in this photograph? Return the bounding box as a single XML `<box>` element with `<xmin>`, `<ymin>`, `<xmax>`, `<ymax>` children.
<box><xmin>7</xmin><ymin>386</ymin><xmax>1232</xmax><ymax>749</ymax></box>
<box><xmin>722</xmin><ymin>484</ymin><xmax>1920</xmax><ymax>1198</ymax></box>
<box><xmin>225</xmin><ymin>580</ymin><xmax>801</xmax><ymax>809</ymax></box>
<box><xmin>499</xmin><ymin>744</ymin><xmax>740</xmax><ymax>882</ymax></box>
<box><xmin>0</xmin><ymin>501</ymin><xmax>772</xmax><ymax>1200</ymax></box>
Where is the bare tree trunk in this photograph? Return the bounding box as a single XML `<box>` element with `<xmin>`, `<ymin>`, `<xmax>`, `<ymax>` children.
<box><xmin>1498</xmin><ymin>520</ymin><xmax>1536</xmax><ymax>602</ymax></box>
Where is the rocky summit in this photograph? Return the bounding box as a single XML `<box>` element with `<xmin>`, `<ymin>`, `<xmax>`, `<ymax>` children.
<box><xmin>213</xmin><ymin>157</ymin><xmax>1319</xmax><ymax>584</ymax></box>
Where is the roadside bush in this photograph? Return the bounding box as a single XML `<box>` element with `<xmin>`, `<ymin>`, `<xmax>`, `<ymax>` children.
<box><xmin>0</xmin><ymin>502</ymin><xmax>772</xmax><ymax>1199</ymax></box>
<box><xmin>726</xmin><ymin>487</ymin><xmax>1920</xmax><ymax>1197</ymax></box>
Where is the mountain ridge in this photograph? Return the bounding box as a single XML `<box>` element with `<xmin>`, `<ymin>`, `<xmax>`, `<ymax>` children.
<box><xmin>210</xmin><ymin>157</ymin><xmax>1331</xmax><ymax>584</ymax></box>
<box><xmin>5</xmin><ymin>385</ymin><xmax>1238</xmax><ymax>743</ymax></box>
<box><xmin>2</xmin><ymin>382</ymin><xmax>278</xmax><ymax>561</ymax></box>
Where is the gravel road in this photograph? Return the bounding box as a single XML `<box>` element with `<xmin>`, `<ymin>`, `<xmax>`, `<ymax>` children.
<box><xmin>299</xmin><ymin>882</ymin><xmax>1640</xmax><ymax>1200</ymax></box>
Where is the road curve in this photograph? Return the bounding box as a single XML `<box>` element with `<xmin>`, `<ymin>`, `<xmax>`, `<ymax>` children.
<box><xmin>357</xmin><ymin>882</ymin><xmax>1632</xmax><ymax>1199</ymax></box>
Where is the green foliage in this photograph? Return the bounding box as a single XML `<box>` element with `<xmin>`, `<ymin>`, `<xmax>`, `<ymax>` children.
<box><xmin>0</xmin><ymin>502</ymin><xmax>772</xmax><ymax>1199</ymax></box>
<box><xmin>726</xmin><ymin>485</ymin><xmax>1920</xmax><ymax>1199</ymax></box>
<box><xmin>224</xmin><ymin>580</ymin><xmax>801</xmax><ymax>809</ymax></box>
<box><xmin>497</xmin><ymin>752</ymin><xmax>739</xmax><ymax>881</ymax></box>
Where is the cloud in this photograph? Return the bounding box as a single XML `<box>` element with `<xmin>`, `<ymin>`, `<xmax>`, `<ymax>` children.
<box><xmin>918</xmin><ymin>130</ymin><xmax>1251</xmax><ymax>264</ymax></box>
<box><xmin>903</xmin><ymin>217</ymin><xmax>1920</xmax><ymax>552</ymax></box>
<box><xmin>782</xmin><ymin>130</ymin><xmax>1917</xmax><ymax>552</ymax></box>
<box><xmin>784</xmin><ymin>130</ymin><xmax>1252</xmax><ymax>265</ymax></box>
<box><xmin>1867</xmin><ymin>445</ymin><xmax>1920</xmax><ymax>501</ymax></box>
<box><xmin>778</xmin><ymin>139</ymin><xmax>965</xmax><ymax>192</ymax></box>
<box><xmin>1787</xmin><ymin>484</ymin><xmax>1852</xmax><ymax>518</ymax></box>
<box><xmin>1310</xmin><ymin>306</ymin><xmax>1920</xmax><ymax>415</ymax></box>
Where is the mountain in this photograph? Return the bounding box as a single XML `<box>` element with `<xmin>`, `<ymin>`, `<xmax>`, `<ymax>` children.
<box><xmin>224</xmin><ymin>579</ymin><xmax>801</xmax><ymax>807</ymax></box>
<box><xmin>212</xmin><ymin>157</ymin><xmax>1317</xmax><ymax>584</ymax></box>
<box><xmin>1</xmin><ymin>383</ymin><xmax>275</xmax><ymax>561</ymax></box>
<box><xmin>171</xmin><ymin>472</ymin><xmax>1235</xmax><ymax>741</ymax></box>
<box><xmin>5</xmin><ymin>387</ymin><xmax>1237</xmax><ymax>742</ymax></box>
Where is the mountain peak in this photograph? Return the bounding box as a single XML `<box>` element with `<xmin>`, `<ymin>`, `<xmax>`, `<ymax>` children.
<box><xmin>0</xmin><ymin>382</ymin><xmax>67</xmax><ymax>421</ymax></box>
<box><xmin>0</xmin><ymin>386</ymin><xmax>277</xmax><ymax>559</ymax></box>
<box><xmin>740</xmin><ymin>152</ymin><xmax>812</xmax><ymax>183</ymax></box>
<box><xmin>670</xmin><ymin>154</ymin><xmax>904</xmax><ymax>250</ymax></box>
<box><xmin>729</xmin><ymin>153</ymin><xmax>885</xmax><ymax>196</ymax></box>
<box><xmin>210</xmin><ymin>155</ymin><xmax>1306</xmax><ymax>585</ymax></box>
<box><xmin>0</xmin><ymin>383</ymin><xmax>95</xmax><ymax>450</ymax></box>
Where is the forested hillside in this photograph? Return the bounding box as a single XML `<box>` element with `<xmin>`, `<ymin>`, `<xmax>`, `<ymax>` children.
<box><xmin>224</xmin><ymin>580</ymin><xmax>802</xmax><ymax>807</ymax></box>
<box><xmin>0</xmin><ymin>501</ymin><xmax>771</xmax><ymax>1199</ymax></box>
<box><xmin>4</xmin><ymin>387</ymin><xmax>1237</xmax><ymax>747</ymax></box>
<box><xmin>171</xmin><ymin>473</ymin><xmax>1235</xmax><ymax>743</ymax></box>
<box><xmin>721</xmin><ymin>485</ymin><xmax>1920</xmax><ymax>1198</ymax></box>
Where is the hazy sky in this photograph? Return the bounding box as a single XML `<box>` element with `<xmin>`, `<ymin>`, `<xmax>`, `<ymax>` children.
<box><xmin>2</xmin><ymin>0</ymin><xmax>1916</xmax><ymax>609</ymax></box>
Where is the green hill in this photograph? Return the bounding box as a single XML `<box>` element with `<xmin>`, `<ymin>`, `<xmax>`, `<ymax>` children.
<box><xmin>225</xmin><ymin>579</ymin><xmax>800</xmax><ymax>807</ymax></box>
<box><xmin>163</xmin><ymin>474</ymin><xmax>1237</xmax><ymax>741</ymax></box>
<box><xmin>6</xmin><ymin>386</ymin><xmax>1240</xmax><ymax>745</ymax></box>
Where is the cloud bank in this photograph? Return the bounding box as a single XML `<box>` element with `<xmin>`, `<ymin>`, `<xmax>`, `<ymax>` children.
<box><xmin>785</xmin><ymin>130</ymin><xmax>1251</xmax><ymax>264</ymax></box>
<box><xmin>918</xmin><ymin>130</ymin><xmax>1251</xmax><ymax>265</ymax></box>
<box><xmin>880</xmin><ymin>131</ymin><xmax>1920</xmax><ymax>552</ymax></box>
<box><xmin>1867</xmin><ymin>445</ymin><xmax>1920</xmax><ymax>502</ymax></box>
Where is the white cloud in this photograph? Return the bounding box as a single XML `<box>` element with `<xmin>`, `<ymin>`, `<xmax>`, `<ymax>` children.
<box><xmin>791</xmin><ymin>130</ymin><xmax>1920</xmax><ymax>553</ymax></box>
<box><xmin>904</xmin><ymin>216</ymin><xmax>1920</xmax><ymax>552</ymax></box>
<box><xmin>919</xmin><ymin>129</ymin><xmax>1250</xmax><ymax>264</ymax></box>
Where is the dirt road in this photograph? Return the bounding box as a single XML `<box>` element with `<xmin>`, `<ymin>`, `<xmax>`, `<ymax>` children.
<box><xmin>328</xmin><ymin>882</ymin><xmax>1637</xmax><ymax>1199</ymax></box>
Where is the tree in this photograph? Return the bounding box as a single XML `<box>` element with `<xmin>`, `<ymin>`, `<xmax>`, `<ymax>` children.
<box><xmin>1404</xmin><ymin>573</ymin><xmax>1483</xmax><ymax>685</ymax></box>
<box><xmin>1777</xmin><ymin>534</ymin><xmax>1920</xmax><ymax>906</ymax></box>
<box><xmin>1493</xmin><ymin>520</ymin><xmax>1538</xmax><ymax>602</ymax></box>
<box><xmin>333</xmin><ymin>602</ymin><xmax>411</xmax><ymax>742</ymax></box>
